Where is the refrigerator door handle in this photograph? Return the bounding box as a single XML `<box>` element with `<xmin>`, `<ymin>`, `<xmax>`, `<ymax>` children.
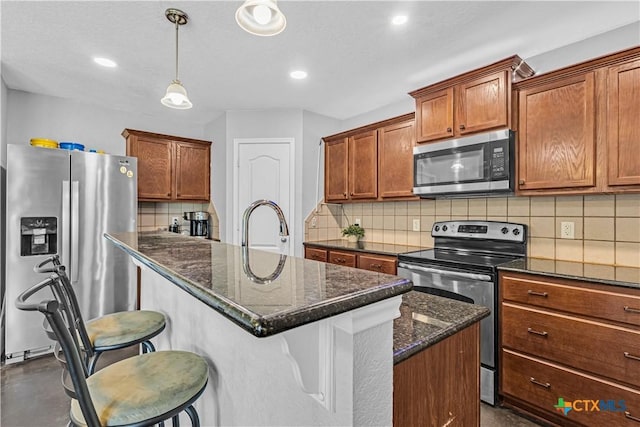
<box><xmin>71</xmin><ymin>180</ymin><xmax>80</xmax><ymax>283</ymax></box>
<box><xmin>61</xmin><ymin>181</ymin><xmax>71</xmax><ymax>270</ymax></box>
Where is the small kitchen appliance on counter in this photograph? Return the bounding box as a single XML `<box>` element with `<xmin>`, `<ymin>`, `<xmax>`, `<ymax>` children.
<box><xmin>183</xmin><ymin>211</ymin><xmax>209</xmax><ymax>238</ymax></box>
<box><xmin>398</xmin><ymin>220</ymin><xmax>527</xmax><ymax>405</ymax></box>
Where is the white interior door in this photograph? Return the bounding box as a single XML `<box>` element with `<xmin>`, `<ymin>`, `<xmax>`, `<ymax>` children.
<box><xmin>234</xmin><ymin>138</ymin><xmax>294</xmax><ymax>255</ymax></box>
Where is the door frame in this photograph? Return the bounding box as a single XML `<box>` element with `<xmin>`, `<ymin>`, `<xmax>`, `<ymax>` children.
<box><xmin>232</xmin><ymin>138</ymin><xmax>295</xmax><ymax>255</ymax></box>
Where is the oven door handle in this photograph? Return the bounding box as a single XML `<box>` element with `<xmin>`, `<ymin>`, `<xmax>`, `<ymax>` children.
<box><xmin>398</xmin><ymin>262</ymin><xmax>493</xmax><ymax>282</ymax></box>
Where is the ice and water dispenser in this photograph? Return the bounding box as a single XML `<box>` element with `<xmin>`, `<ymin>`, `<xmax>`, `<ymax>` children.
<box><xmin>20</xmin><ymin>217</ymin><xmax>57</xmax><ymax>256</ymax></box>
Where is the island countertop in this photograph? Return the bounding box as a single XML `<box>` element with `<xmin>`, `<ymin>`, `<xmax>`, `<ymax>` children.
<box><xmin>105</xmin><ymin>232</ymin><xmax>413</xmax><ymax>338</ymax></box>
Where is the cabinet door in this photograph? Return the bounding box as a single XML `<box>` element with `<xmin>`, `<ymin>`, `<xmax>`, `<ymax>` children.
<box><xmin>131</xmin><ymin>136</ymin><xmax>173</xmax><ymax>200</ymax></box>
<box><xmin>608</xmin><ymin>59</ymin><xmax>640</xmax><ymax>187</ymax></box>
<box><xmin>415</xmin><ymin>88</ymin><xmax>454</xmax><ymax>143</ymax></box>
<box><xmin>328</xmin><ymin>250</ymin><xmax>357</xmax><ymax>268</ymax></box>
<box><xmin>457</xmin><ymin>71</ymin><xmax>508</xmax><ymax>135</ymax></box>
<box><xmin>358</xmin><ymin>254</ymin><xmax>397</xmax><ymax>275</ymax></box>
<box><xmin>305</xmin><ymin>247</ymin><xmax>328</xmax><ymax>262</ymax></box>
<box><xmin>518</xmin><ymin>73</ymin><xmax>596</xmax><ymax>191</ymax></box>
<box><xmin>174</xmin><ymin>141</ymin><xmax>210</xmax><ymax>201</ymax></box>
<box><xmin>325</xmin><ymin>139</ymin><xmax>349</xmax><ymax>202</ymax></box>
<box><xmin>378</xmin><ymin>120</ymin><xmax>416</xmax><ymax>199</ymax></box>
<box><xmin>348</xmin><ymin>131</ymin><xmax>378</xmax><ymax>199</ymax></box>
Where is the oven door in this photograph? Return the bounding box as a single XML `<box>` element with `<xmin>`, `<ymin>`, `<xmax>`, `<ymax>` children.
<box><xmin>397</xmin><ymin>262</ymin><xmax>495</xmax><ymax>368</ymax></box>
<box><xmin>398</xmin><ymin>261</ymin><xmax>498</xmax><ymax>404</ymax></box>
<box><xmin>413</xmin><ymin>129</ymin><xmax>513</xmax><ymax>196</ymax></box>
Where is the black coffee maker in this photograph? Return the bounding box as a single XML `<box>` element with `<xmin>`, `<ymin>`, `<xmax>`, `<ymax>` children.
<box><xmin>183</xmin><ymin>211</ymin><xmax>209</xmax><ymax>238</ymax></box>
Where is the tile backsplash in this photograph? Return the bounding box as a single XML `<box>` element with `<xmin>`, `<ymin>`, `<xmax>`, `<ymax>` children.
<box><xmin>138</xmin><ymin>201</ymin><xmax>220</xmax><ymax>240</ymax></box>
<box><xmin>304</xmin><ymin>194</ymin><xmax>640</xmax><ymax>268</ymax></box>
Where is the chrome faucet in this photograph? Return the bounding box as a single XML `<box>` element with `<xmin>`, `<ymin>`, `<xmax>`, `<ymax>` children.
<box><xmin>241</xmin><ymin>199</ymin><xmax>289</xmax><ymax>248</ymax></box>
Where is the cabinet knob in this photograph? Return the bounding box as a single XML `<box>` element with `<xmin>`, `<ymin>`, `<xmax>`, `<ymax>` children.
<box><xmin>167</xmin><ymin>192</ymin><xmax>171</xmax><ymax>196</ymax></box>
<box><xmin>343</xmin><ymin>192</ymin><xmax>347</xmax><ymax>197</ymax></box>
<box><xmin>350</xmin><ymin>192</ymin><xmax>354</xmax><ymax>196</ymax></box>
<box><xmin>446</xmin><ymin>127</ymin><xmax>452</xmax><ymax>133</ymax></box>
<box><xmin>518</xmin><ymin>179</ymin><xmax>525</xmax><ymax>185</ymax></box>
<box><xmin>459</xmin><ymin>124</ymin><xmax>466</xmax><ymax>130</ymax></box>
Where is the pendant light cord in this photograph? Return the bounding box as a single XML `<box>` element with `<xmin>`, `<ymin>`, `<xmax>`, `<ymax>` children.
<box><xmin>174</xmin><ymin>19</ymin><xmax>179</xmax><ymax>81</ymax></box>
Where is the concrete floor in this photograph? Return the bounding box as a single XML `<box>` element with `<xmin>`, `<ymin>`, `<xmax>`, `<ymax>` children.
<box><xmin>1</xmin><ymin>347</ymin><xmax>542</xmax><ymax>427</ymax></box>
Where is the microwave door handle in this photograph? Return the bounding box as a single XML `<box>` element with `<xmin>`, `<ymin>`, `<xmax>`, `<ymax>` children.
<box><xmin>398</xmin><ymin>262</ymin><xmax>493</xmax><ymax>282</ymax></box>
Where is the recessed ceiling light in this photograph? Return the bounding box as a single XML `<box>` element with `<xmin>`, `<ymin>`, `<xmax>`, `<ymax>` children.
<box><xmin>290</xmin><ymin>70</ymin><xmax>307</xmax><ymax>80</ymax></box>
<box><xmin>93</xmin><ymin>57</ymin><xmax>117</xmax><ymax>68</ymax></box>
<box><xmin>392</xmin><ymin>15</ymin><xmax>408</xmax><ymax>25</ymax></box>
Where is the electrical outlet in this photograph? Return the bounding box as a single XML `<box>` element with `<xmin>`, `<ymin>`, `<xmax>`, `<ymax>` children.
<box><xmin>560</xmin><ymin>221</ymin><xmax>575</xmax><ymax>239</ymax></box>
<box><xmin>412</xmin><ymin>219</ymin><xmax>420</xmax><ymax>232</ymax></box>
<box><xmin>355</xmin><ymin>218</ymin><xmax>361</xmax><ymax>226</ymax></box>
<box><xmin>310</xmin><ymin>216</ymin><xmax>317</xmax><ymax>228</ymax></box>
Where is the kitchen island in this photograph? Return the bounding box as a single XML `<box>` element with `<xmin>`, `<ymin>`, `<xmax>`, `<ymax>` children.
<box><xmin>106</xmin><ymin>232</ymin><xmax>488</xmax><ymax>426</ymax></box>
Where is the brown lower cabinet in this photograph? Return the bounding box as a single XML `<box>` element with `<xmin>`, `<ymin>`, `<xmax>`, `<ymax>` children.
<box><xmin>394</xmin><ymin>323</ymin><xmax>480</xmax><ymax>426</ymax></box>
<box><xmin>304</xmin><ymin>245</ymin><xmax>398</xmax><ymax>275</ymax></box>
<box><xmin>500</xmin><ymin>271</ymin><xmax>640</xmax><ymax>426</ymax></box>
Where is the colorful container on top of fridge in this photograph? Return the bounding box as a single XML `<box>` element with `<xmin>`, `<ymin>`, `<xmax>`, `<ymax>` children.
<box><xmin>59</xmin><ymin>142</ymin><xmax>85</xmax><ymax>151</ymax></box>
<box><xmin>30</xmin><ymin>138</ymin><xmax>58</xmax><ymax>149</ymax></box>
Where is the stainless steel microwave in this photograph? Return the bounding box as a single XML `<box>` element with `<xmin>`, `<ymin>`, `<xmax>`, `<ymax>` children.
<box><xmin>413</xmin><ymin>129</ymin><xmax>515</xmax><ymax>197</ymax></box>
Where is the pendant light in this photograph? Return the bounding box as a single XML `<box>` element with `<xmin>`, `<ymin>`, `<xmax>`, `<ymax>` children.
<box><xmin>161</xmin><ymin>8</ymin><xmax>193</xmax><ymax>109</ymax></box>
<box><xmin>235</xmin><ymin>0</ymin><xmax>286</xmax><ymax>36</ymax></box>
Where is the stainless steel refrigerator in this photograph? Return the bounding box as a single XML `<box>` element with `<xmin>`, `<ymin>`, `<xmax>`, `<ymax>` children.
<box><xmin>4</xmin><ymin>144</ymin><xmax>137</xmax><ymax>362</ymax></box>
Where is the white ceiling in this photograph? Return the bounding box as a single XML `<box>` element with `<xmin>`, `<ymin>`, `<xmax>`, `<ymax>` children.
<box><xmin>2</xmin><ymin>1</ymin><xmax>639</xmax><ymax>125</ymax></box>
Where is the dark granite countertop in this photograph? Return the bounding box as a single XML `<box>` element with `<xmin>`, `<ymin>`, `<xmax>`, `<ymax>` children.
<box><xmin>393</xmin><ymin>290</ymin><xmax>490</xmax><ymax>364</ymax></box>
<box><xmin>304</xmin><ymin>240</ymin><xmax>428</xmax><ymax>256</ymax></box>
<box><xmin>499</xmin><ymin>258</ymin><xmax>640</xmax><ymax>290</ymax></box>
<box><xmin>105</xmin><ymin>232</ymin><xmax>412</xmax><ymax>338</ymax></box>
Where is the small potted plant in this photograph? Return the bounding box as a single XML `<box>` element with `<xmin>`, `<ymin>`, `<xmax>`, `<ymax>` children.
<box><xmin>342</xmin><ymin>224</ymin><xmax>365</xmax><ymax>243</ymax></box>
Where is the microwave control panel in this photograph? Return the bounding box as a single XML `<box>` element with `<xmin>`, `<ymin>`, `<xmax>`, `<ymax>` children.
<box><xmin>489</xmin><ymin>140</ymin><xmax>509</xmax><ymax>179</ymax></box>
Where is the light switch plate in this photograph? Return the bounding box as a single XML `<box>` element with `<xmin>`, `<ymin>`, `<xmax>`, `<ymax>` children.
<box><xmin>412</xmin><ymin>219</ymin><xmax>420</xmax><ymax>232</ymax></box>
<box><xmin>560</xmin><ymin>221</ymin><xmax>575</xmax><ymax>239</ymax></box>
<box><xmin>355</xmin><ymin>218</ymin><xmax>361</xmax><ymax>226</ymax></box>
<box><xmin>310</xmin><ymin>216</ymin><xmax>317</xmax><ymax>228</ymax></box>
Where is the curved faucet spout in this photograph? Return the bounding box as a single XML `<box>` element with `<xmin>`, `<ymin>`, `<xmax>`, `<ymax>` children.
<box><xmin>241</xmin><ymin>199</ymin><xmax>290</xmax><ymax>248</ymax></box>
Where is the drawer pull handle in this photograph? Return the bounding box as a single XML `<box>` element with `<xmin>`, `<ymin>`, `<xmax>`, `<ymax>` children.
<box><xmin>624</xmin><ymin>306</ymin><xmax>640</xmax><ymax>314</ymax></box>
<box><xmin>527</xmin><ymin>328</ymin><xmax>548</xmax><ymax>337</ymax></box>
<box><xmin>625</xmin><ymin>411</ymin><xmax>640</xmax><ymax>423</ymax></box>
<box><xmin>529</xmin><ymin>377</ymin><xmax>551</xmax><ymax>389</ymax></box>
<box><xmin>527</xmin><ymin>290</ymin><xmax>548</xmax><ymax>297</ymax></box>
<box><xmin>370</xmin><ymin>263</ymin><xmax>382</xmax><ymax>270</ymax></box>
<box><xmin>624</xmin><ymin>352</ymin><xmax>640</xmax><ymax>361</ymax></box>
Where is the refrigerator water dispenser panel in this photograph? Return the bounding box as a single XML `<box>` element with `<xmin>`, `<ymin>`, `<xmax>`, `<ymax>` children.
<box><xmin>20</xmin><ymin>217</ymin><xmax>57</xmax><ymax>256</ymax></box>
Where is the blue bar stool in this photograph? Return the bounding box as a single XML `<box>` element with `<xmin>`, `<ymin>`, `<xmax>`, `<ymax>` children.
<box><xmin>16</xmin><ymin>274</ymin><xmax>208</xmax><ymax>427</ymax></box>
<box><xmin>34</xmin><ymin>255</ymin><xmax>166</xmax><ymax>374</ymax></box>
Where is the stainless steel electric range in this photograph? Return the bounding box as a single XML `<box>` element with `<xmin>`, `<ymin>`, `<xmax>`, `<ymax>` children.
<box><xmin>397</xmin><ymin>220</ymin><xmax>527</xmax><ymax>405</ymax></box>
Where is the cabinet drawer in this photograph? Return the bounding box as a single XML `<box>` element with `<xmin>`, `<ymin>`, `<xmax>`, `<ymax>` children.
<box><xmin>501</xmin><ymin>273</ymin><xmax>640</xmax><ymax>327</ymax></box>
<box><xmin>328</xmin><ymin>250</ymin><xmax>357</xmax><ymax>268</ymax></box>
<box><xmin>305</xmin><ymin>247</ymin><xmax>328</xmax><ymax>262</ymax></box>
<box><xmin>502</xmin><ymin>349</ymin><xmax>640</xmax><ymax>427</ymax></box>
<box><xmin>502</xmin><ymin>303</ymin><xmax>640</xmax><ymax>388</ymax></box>
<box><xmin>358</xmin><ymin>254</ymin><xmax>397</xmax><ymax>275</ymax></box>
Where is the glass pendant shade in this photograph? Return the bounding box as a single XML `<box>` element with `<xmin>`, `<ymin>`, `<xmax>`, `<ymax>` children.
<box><xmin>161</xmin><ymin>80</ymin><xmax>193</xmax><ymax>109</ymax></box>
<box><xmin>236</xmin><ymin>0</ymin><xmax>286</xmax><ymax>36</ymax></box>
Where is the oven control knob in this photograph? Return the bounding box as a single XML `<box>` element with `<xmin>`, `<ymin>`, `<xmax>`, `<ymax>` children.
<box><xmin>512</xmin><ymin>228</ymin><xmax>521</xmax><ymax>236</ymax></box>
<box><xmin>442</xmin><ymin>225</ymin><xmax>448</xmax><ymax>232</ymax></box>
<box><xmin>434</xmin><ymin>225</ymin><xmax>440</xmax><ymax>232</ymax></box>
<box><xmin>501</xmin><ymin>227</ymin><xmax>509</xmax><ymax>234</ymax></box>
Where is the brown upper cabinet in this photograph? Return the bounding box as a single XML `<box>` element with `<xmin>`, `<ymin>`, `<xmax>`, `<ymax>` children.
<box><xmin>324</xmin><ymin>113</ymin><xmax>416</xmax><ymax>203</ymax></box>
<box><xmin>122</xmin><ymin>129</ymin><xmax>212</xmax><ymax>202</ymax></box>
<box><xmin>514</xmin><ymin>46</ymin><xmax>640</xmax><ymax>195</ymax></box>
<box><xmin>410</xmin><ymin>56</ymin><xmax>534</xmax><ymax>144</ymax></box>
<box><xmin>378</xmin><ymin>118</ymin><xmax>415</xmax><ymax>199</ymax></box>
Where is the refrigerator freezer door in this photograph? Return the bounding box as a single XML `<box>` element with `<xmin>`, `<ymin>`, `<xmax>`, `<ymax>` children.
<box><xmin>5</xmin><ymin>145</ymin><xmax>70</xmax><ymax>360</ymax></box>
<box><xmin>70</xmin><ymin>152</ymin><xmax>137</xmax><ymax>320</ymax></box>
